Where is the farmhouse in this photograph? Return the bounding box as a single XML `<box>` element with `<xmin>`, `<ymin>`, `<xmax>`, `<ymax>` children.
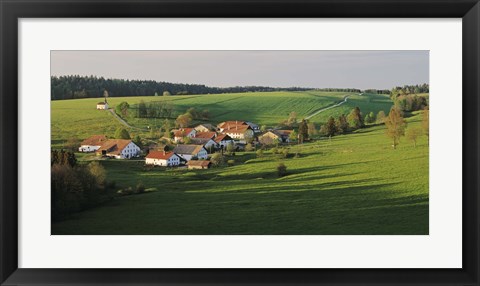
<box><xmin>214</xmin><ymin>134</ymin><xmax>235</xmax><ymax>149</ymax></box>
<box><xmin>223</xmin><ymin>125</ymin><xmax>254</xmax><ymax>141</ymax></box>
<box><xmin>187</xmin><ymin>160</ymin><xmax>212</xmax><ymax>170</ymax></box>
<box><xmin>78</xmin><ymin>135</ymin><xmax>108</xmax><ymax>152</ymax></box>
<box><xmin>145</xmin><ymin>151</ymin><xmax>182</xmax><ymax>166</ymax></box>
<box><xmin>173</xmin><ymin>144</ymin><xmax>208</xmax><ymax>161</ymax></box>
<box><xmin>259</xmin><ymin>130</ymin><xmax>293</xmax><ymax>143</ymax></box>
<box><xmin>189</xmin><ymin>137</ymin><xmax>218</xmax><ymax>152</ymax></box>
<box><xmin>96</xmin><ymin>139</ymin><xmax>141</xmax><ymax>159</ymax></box>
<box><xmin>96</xmin><ymin>98</ymin><xmax>109</xmax><ymax>110</ymax></box>
<box><xmin>217</xmin><ymin>120</ymin><xmax>247</xmax><ymax>132</ymax></box>
<box><xmin>246</xmin><ymin>121</ymin><xmax>261</xmax><ymax>133</ymax></box>
<box><xmin>194</xmin><ymin>131</ymin><xmax>217</xmax><ymax>140</ymax></box>
<box><xmin>173</xmin><ymin>128</ymin><xmax>197</xmax><ymax>143</ymax></box>
<box><xmin>194</xmin><ymin>124</ymin><xmax>216</xmax><ymax>133</ymax></box>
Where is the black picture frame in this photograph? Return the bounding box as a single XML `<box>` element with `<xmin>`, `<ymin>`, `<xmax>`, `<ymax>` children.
<box><xmin>1</xmin><ymin>0</ymin><xmax>479</xmax><ymax>285</ymax></box>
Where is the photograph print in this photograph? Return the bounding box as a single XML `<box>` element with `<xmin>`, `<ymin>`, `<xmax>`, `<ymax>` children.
<box><xmin>50</xmin><ymin>50</ymin><xmax>429</xmax><ymax>235</ymax></box>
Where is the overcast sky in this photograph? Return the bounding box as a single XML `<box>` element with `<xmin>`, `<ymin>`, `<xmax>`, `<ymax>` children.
<box><xmin>51</xmin><ymin>51</ymin><xmax>428</xmax><ymax>90</ymax></box>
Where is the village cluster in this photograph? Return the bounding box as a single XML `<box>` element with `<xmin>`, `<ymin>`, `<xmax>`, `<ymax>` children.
<box><xmin>78</xmin><ymin>120</ymin><xmax>294</xmax><ymax>170</ymax></box>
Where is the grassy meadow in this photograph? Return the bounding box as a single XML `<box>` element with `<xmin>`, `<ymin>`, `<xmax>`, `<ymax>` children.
<box><xmin>51</xmin><ymin>91</ymin><xmax>354</xmax><ymax>148</ymax></box>
<box><xmin>51</xmin><ymin>89</ymin><xmax>429</xmax><ymax>235</ymax></box>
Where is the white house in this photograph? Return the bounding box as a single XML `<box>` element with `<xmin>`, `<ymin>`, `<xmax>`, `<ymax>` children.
<box><xmin>96</xmin><ymin>139</ymin><xmax>141</xmax><ymax>159</ymax></box>
<box><xmin>173</xmin><ymin>144</ymin><xmax>208</xmax><ymax>161</ymax></box>
<box><xmin>78</xmin><ymin>135</ymin><xmax>108</xmax><ymax>152</ymax></box>
<box><xmin>190</xmin><ymin>137</ymin><xmax>218</xmax><ymax>152</ymax></box>
<box><xmin>96</xmin><ymin>98</ymin><xmax>109</xmax><ymax>110</ymax></box>
<box><xmin>145</xmin><ymin>151</ymin><xmax>182</xmax><ymax>166</ymax></box>
<box><xmin>214</xmin><ymin>134</ymin><xmax>235</xmax><ymax>149</ymax></box>
<box><xmin>173</xmin><ymin>128</ymin><xmax>197</xmax><ymax>143</ymax></box>
<box><xmin>224</xmin><ymin>125</ymin><xmax>254</xmax><ymax>142</ymax></box>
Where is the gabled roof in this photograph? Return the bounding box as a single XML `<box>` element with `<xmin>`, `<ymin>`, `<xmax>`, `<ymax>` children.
<box><xmin>81</xmin><ymin>135</ymin><xmax>107</xmax><ymax>146</ymax></box>
<box><xmin>195</xmin><ymin>123</ymin><xmax>215</xmax><ymax>130</ymax></box>
<box><xmin>273</xmin><ymin>130</ymin><xmax>293</xmax><ymax>136</ymax></box>
<box><xmin>187</xmin><ymin>160</ymin><xmax>211</xmax><ymax>167</ymax></box>
<box><xmin>217</xmin><ymin>121</ymin><xmax>247</xmax><ymax>129</ymax></box>
<box><xmin>190</xmin><ymin>137</ymin><xmax>215</xmax><ymax>145</ymax></box>
<box><xmin>146</xmin><ymin>151</ymin><xmax>176</xmax><ymax>160</ymax></box>
<box><xmin>97</xmin><ymin>102</ymin><xmax>107</xmax><ymax>105</ymax></box>
<box><xmin>97</xmin><ymin>139</ymin><xmax>133</xmax><ymax>155</ymax></box>
<box><xmin>173</xmin><ymin>144</ymin><xmax>206</xmax><ymax>155</ymax></box>
<box><xmin>194</xmin><ymin>132</ymin><xmax>217</xmax><ymax>139</ymax></box>
<box><xmin>224</xmin><ymin>125</ymin><xmax>252</xmax><ymax>134</ymax></box>
<box><xmin>173</xmin><ymin>128</ymin><xmax>195</xmax><ymax>138</ymax></box>
<box><xmin>214</xmin><ymin>134</ymin><xmax>233</xmax><ymax>143</ymax></box>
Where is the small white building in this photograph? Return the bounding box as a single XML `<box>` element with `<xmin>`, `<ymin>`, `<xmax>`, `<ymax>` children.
<box><xmin>173</xmin><ymin>128</ymin><xmax>197</xmax><ymax>143</ymax></box>
<box><xmin>190</xmin><ymin>137</ymin><xmax>218</xmax><ymax>152</ymax></box>
<box><xmin>96</xmin><ymin>98</ymin><xmax>109</xmax><ymax>110</ymax></box>
<box><xmin>78</xmin><ymin>135</ymin><xmax>108</xmax><ymax>152</ymax></box>
<box><xmin>173</xmin><ymin>144</ymin><xmax>208</xmax><ymax>161</ymax></box>
<box><xmin>214</xmin><ymin>134</ymin><xmax>235</xmax><ymax>149</ymax></box>
<box><xmin>96</xmin><ymin>139</ymin><xmax>141</xmax><ymax>159</ymax></box>
<box><xmin>145</xmin><ymin>151</ymin><xmax>182</xmax><ymax>166</ymax></box>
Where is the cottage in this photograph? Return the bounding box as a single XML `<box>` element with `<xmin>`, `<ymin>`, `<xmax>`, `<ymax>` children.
<box><xmin>217</xmin><ymin>120</ymin><xmax>247</xmax><ymax>132</ymax></box>
<box><xmin>78</xmin><ymin>135</ymin><xmax>108</xmax><ymax>152</ymax></box>
<box><xmin>259</xmin><ymin>130</ymin><xmax>293</xmax><ymax>144</ymax></box>
<box><xmin>145</xmin><ymin>151</ymin><xmax>182</xmax><ymax>166</ymax></box>
<box><xmin>173</xmin><ymin>128</ymin><xmax>197</xmax><ymax>143</ymax></box>
<box><xmin>194</xmin><ymin>124</ymin><xmax>216</xmax><ymax>133</ymax></box>
<box><xmin>214</xmin><ymin>134</ymin><xmax>235</xmax><ymax>149</ymax></box>
<box><xmin>224</xmin><ymin>125</ymin><xmax>254</xmax><ymax>142</ymax></box>
<box><xmin>246</xmin><ymin>121</ymin><xmax>261</xmax><ymax>133</ymax></box>
<box><xmin>189</xmin><ymin>137</ymin><xmax>218</xmax><ymax>152</ymax></box>
<box><xmin>173</xmin><ymin>144</ymin><xmax>208</xmax><ymax>161</ymax></box>
<box><xmin>96</xmin><ymin>139</ymin><xmax>141</xmax><ymax>159</ymax></box>
<box><xmin>187</xmin><ymin>160</ymin><xmax>212</xmax><ymax>170</ymax></box>
<box><xmin>194</xmin><ymin>131</ymin><xmax>217</xmax><ymax>140</ymax></box>
<box><xmin>96</xmin><ymin>98</ymin><xmax>109</xmax><ymax>110</ymax></box>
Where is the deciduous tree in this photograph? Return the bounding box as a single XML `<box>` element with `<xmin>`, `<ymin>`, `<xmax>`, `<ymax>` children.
<box><xmin>385</xmin><ymin>107</ymin><xmax>407</xmax><ymax>149</ymax></box>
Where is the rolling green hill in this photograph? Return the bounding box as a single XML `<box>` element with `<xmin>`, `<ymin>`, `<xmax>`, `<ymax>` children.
<box><xmin>52</xmin><ymin>112</ymin><xmax>428</xmax><ymax>235</ymax></box>
<box><xmin>51</xmin><ymin>91</ymin><xmax>392</xmax><ymax>148</ymax></box>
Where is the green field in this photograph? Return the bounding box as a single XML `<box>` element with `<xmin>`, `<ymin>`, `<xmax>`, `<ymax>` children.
<box><xmin>51</xmin><ymin>91</ymin><xmax>428</xmax><ymax>235</ymax></box>
<box><xmin>52</xmin><ymin>123</ymin><xmax>428</xmax><ymax>234</ymax></box>
<box><xmin>51</xmin><ymin>91</ymin><xmax>356</xmax><ymax>148</ymax></box>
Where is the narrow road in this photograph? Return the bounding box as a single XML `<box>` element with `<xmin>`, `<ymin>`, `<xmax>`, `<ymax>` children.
<box><xmin>108</xmin><ymin>109</ymin><xmax>148</xmax><ymax>131</ymax></box>
<box><xmin>304</xmin><ymin>94</ymin><xmax>356</xmax><ymax>120</ymax></box>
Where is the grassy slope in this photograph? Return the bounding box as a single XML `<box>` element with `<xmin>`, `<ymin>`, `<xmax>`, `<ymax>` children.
<box><xmin>51</xmin><ymin>91</ymin><xmax>353</xmax><ymax>148</ymax></box>
<box><xmin>309</xmin><ymin>93</ymin><xmax>394</xmax><ymax>124</ymax></box>
<box><xmin>52</xmin><ymin>113</ymin><xmax>428</xmax><ymax>235</ymax></box>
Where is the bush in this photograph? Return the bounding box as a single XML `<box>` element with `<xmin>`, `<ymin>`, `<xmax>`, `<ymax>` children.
<box><xmin>256</xmin><ymin>149</ymin><xmax>264</xmax><ymax>158</ymax></box>
<box><xmin>135</xmin><ymin>182</ymin><xmax>145</xmax><ymax>194</ymax></box>
<box><xmin>281</xmin><ymin>148</ymin><xmax>289</xmax><ymax>158</ymax></box>
<box><xmin>211</xmin><ymin>153</ymin><xmax>225</xmax><ymax>167</ymax></box>
<box><xmin>227</xmin><ymin>159</ymin><xmax>235</xmax><ymax>166</ymax></box>
<box><xmin>271</xmin><ymin>147</ymin><xmax>278</xmax><ymax>154</ymax></box>
<box><xmin>245</xmin><ymin>143</ymin><xmax>254</xmax><ymax>152</ymax></box>
<box><xmin>277</xmin><ymin>163</ymin><xmax>287</xmax><ymax>177</ymax></box>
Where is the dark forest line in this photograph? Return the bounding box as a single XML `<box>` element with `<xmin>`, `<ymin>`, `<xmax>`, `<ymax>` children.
<box><xmin>51</xmin><ymin>75</ymin><xmax>363</xmax><ymax>100</ymax></box>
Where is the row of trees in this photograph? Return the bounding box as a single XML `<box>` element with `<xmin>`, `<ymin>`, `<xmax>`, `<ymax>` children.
<box><xmin>390</xmin><ymin>84</ymin><xmax>429</xmax><ymax>97</ymax></box>
<box><xmin>132</xmin><ymin>100</ymin><xmax>175</xmax><ymax>119</ymax></box>
<box><xmin>51</xmin><ymin>151</ymin><xmax>116</xmax><ymax>221</ymax></box>
<box><xmin>51</xmin><ymin>75</ymin><xmax>314</xmax><ymax>100</ymax></box>
<box><xmin>385</xmin><ymin>106</ymin><xmax>429</xmax><ymax>149</ymax></box>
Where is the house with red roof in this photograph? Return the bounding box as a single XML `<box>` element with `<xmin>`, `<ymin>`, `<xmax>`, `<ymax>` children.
<box><xmin>214</xmin><ymin>134</ymin><xmax>235</xmax><ymax>149</ymax></box>
<box><xmin>96</xmin><ymin>139</ymin><xmax>141</xmax><ymax>159</ymax></box>
<box><xmin>145</xmin><ymin>151</ymin><xmax>182</xmax><ymax>166</ymax></box>
<box><xmin>173</xmin><ymin>128</ymin><xmax>197</xmax><ymax>143</ymax></box>
<box><xmin>78</xmin><ymin>135</ymin><xmax>108</xmax><ymax>152</ymax></box>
